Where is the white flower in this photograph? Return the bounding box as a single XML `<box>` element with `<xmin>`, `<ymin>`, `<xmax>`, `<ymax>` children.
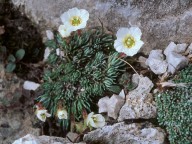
<box><xmin>58</xmin><ymin>25</ymin><xmax>72</xmax><ymax>38</ymax></box>
<box><xmin>86</xmin><ymin>112</ymin><xmax>105</xmax><ymax>128</ymax></box>
<box><xmin>36</xmin><ymin>109</ymin><xmax>51</xmax><ymax>122</ymax></box>
<box><xmin>57</xmin><ymin>109</ymin><xmax>68</xmax><ymax>120</ymax></box>
<box><xmin>114</xmin><ymin>27</ymin><xmax>144</xmax><ymax>56</ymax></box>
<box><xmin>60</xmin><ymin>7</ymin><xmax>89</xmax><ymax>31</ymax></box>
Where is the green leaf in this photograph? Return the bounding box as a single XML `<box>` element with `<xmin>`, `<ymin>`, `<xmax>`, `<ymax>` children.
<box><xmin>107</xmin><ymin>85</ymin><xmax>121</xmax><ymax>94</ymax></box>
<box><xmin>15</xmin><ymin>49</ymin><xmax>25</xmax><ymax>60</ymax></box>
<box><xmin>5</xmin><ymin>62</ymin><xmax>16</xmax><ymax>73</ymax></box>
<box><xmin>7</xmin><ymin>54</ymin><xmax>16</xmax><ymax>62</ymax></box>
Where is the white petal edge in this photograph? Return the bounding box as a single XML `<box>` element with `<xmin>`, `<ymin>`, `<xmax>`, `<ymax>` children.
<box><xmin>86</xmin><ymin>112</ymin><xmax>94</xmax><ymax>125</ymax></box>
<box><xmin>129</xmin><ymin>27</ymin><xmax>142</xmax><ymax>40</ymax></box>
<box><xmin>116</xmin><ymin>28</ymin><xmax>130</xmax><ymax>39</ymax></box>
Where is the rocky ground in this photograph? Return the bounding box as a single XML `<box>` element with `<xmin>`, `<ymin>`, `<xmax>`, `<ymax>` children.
<box><xmin>0</xmin><ymin>0</ymin><xmax>192</xmax><ymax>143</ymax></box>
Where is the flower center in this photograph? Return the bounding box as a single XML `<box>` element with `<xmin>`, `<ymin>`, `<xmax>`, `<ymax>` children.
<box><xmin>93</xmin><ymin>117</ymin><xmax>97</xmax><ymax>122</ymax></box>
<box><xmin>70</xmin><ymin>16</ymin><xmax>82</xmax><ymax>26</ymax></box>
<box><xmin>123</xmin><ymin>35</ymin><xmax>135</xmax><ymax>48</ymax></box>
<box><xmin>41</xmin><ymin>113</ymin><xmax>46</xmax><ymax>119</ymax></box>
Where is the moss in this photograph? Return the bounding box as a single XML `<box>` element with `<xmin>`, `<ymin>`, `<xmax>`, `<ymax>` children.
<box><xmin>156</xmin><ymin>65</ymin><xmax>192</xmax><ymax>144</ymax></box>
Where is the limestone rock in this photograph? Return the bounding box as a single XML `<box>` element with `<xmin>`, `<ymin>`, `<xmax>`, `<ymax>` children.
<box><xmin>118</xmin><ymin>75</ymin><xmax>156</xmax><ymax>121</ymax></box>
<box><xmin>187</xmin><ymin>43</ymin><xmax>192</xmax><ymax>54</ymax></box>
<box><xmin>43</xmin><ymin>47</ymin><xmax>51</xmax><ymax>61</ymax></box>
<box><xmin>107</xmin><ymin>94</ymin><xmax>124</xmax><ymax>119</ymax></box>
<box><xmin>84</xmin><ymin>122</ymin><xmax>166</xmax><ymax>144</ymax></box>
<box><xmin>13</xmin><ymin>134</ymin><xmax>70</xmax><ymax>144</ymax></box>
<box><xmin>164</xmin><ymin>42</ymin><xmax>177</xmax><ymax>56</ymax></box>
<box><xmin>146</xmin><ymin>58</ymin><xmax>168</xmax><ymax>75</ymax></box>
<box><xmin>146</xmin><ymin>50</ymin><xmax>164</xmax><ymax>60</ymax></box>
<box><xmin>166</xmin><ymin>52</ymin><xmax>189</xmax><ymax>74</ymax></box>
<box><xmin>98</xmin><ymin>96</ymin><xmax>109</xmax><ymax>113</ymax></box>
<box><xmin>0</xmin><ymin>110</ymin><xmax>40</xmax><ymax>144</ymax></box>
<box><xmin>0</xmin><ymin>63</ymin><xmax>23</xmax><ymax>107</ymax></box>
<box><xmin>131</xmin><ymin>73</ymin><xmax>140</xmax><ymax>86</ymax></box>
<box><xmin>176</xmin><ymin>43</ymin><xmax>188</xmax><ymax>53</ymax></box>
<box><xmin>138</xmin><ymin>56</ymin><xmax>148</xmax><ymax>68</ymax></box>
<box><xmin>146</xmin><ymin>50</ymin><xmax>168</xmax><ymax>75</ymax></box>
<box><xmin>164</xmin><ymin>42</ymin><xmax>188</xmax><ymax>56</ymax></box>
<box><xmin>98</xmin><ymin>90</ymin><xmax>125</xmax><ymax>119</ymax></box>
<box><xmin>11</xmin><ymin>0</ymin><xmax>192</xmax><ymax>54</ymax></box>
<box><xmin>13</xmin><ymin>134</ymin><xmax>40</xmax><ymax>144</ymax></box>
<box><xmin>66</xmin><ymin>132</ymin><xmax>80</xmax><ymax>142</ymax></box>
<box><xmin>118</xmin><ymin>89</ymin><xmax>125</xmax><ymax>99</ymax></box>
<box><xmin>23</xmin><ymin>81</ymin><xmax>40</xmax><ymax>91</ymax></box>
<box><xmin>46</xmin><ymin>30</ymin><xmax>54</xmax><ymax>40</ymax></box>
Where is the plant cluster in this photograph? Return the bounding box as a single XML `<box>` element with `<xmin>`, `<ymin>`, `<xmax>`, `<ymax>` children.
<box><xmin>156</xmin><ymin>64</ymin><xmax>192</xmax><ymax>144</ymax></box>
<box><xmin>37</xmin><ymin>27</ymin><xmax>126</xmax><ymax>128</ymax></box>
<box><xmin>36</xmin><ymin>7</ymin><xmax>144</xmax><ymax>131</ymax></box>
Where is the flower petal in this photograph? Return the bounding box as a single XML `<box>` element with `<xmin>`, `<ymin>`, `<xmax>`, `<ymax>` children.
<box><xmin>94</xmin><ymin>114</ymin><xmax>105</xmax><ymax>122</ymax></box>
<box><xmin>58</xmin><ymin>25</ymin><xmax>72</xmax><ymax>38</ymax></box>
<box><xmin>129</xmin><ymin>27</ymin><xmax>142</xmax><ymax>40</ymax></box>
<box><xmin>116</xmin><ymin>28</ymin><xmax>130</xmax><ymax>39</ymax></box>
<box><xmin>36</xmin><ymin>109</ymin><xmax>49</xmax><ymax>122</ymax></box>
<box><xmin>114</xmin><ymin>40</ymin><xmax>125</xmax><ymax>52</ymax></box>
<box><xmin>60</xmin><ymin>7</ymin><xmax>89</xmax><ymax>32</ymax></box>
<box><xmin>88</xmin><ymin>118</ymin><xmax>97</xmax><ymax>128</ymax></box>
<box><xmin>57</xmin><ymin>109</ymin><xmax>68</xmax><ymax>119</ymax></box>
<box><xmin>114</xmin><ymin>26</ymin><xmax>144</xmax><ymax>57</ymax></box>
<box><xmin>95</xmin><ymin>121</ymin><xmax>105</xmax><ymax>128</ymax></box>
<box><xmin>45</xmin><ymin>112</ymin><xmax>51</xmax><ymax>117</ymax></box>
<box><xmin>86</xmin><ymin>112</ymin><xmax>94</xmax><ymax>125</ymax></box>
<box><xmin>80</xmin><ymin>9</ymin><xmax>89</xmax><ymax>21</ymax></box>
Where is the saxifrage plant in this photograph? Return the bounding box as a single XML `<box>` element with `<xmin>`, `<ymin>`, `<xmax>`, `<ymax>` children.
<box><xmin>37</xmin><ymin>27</ymin><xmax>126</xmax><ymax>129</ymax></box>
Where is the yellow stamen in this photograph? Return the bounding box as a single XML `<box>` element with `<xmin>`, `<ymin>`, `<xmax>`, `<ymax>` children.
<box><xmin>41</xmin><ymin>113</ymin><xmax>46</xmax><ymax>119</ymax></box>
<box><xmin>123</xmin><ymin>35</ymin><xmax>135</xmax><ymax>48</ymax></box>
<box><xmin>70</xmin><ymin>16</ymin><xmax>82</xmax><ymax>26</ymax></box>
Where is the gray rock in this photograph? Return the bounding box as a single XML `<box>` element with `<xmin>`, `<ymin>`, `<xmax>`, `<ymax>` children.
<box><xmin>131</xmin><ymin>73</ymin><xmax>140</xmax><ymax>86</ymax></box>
<box><xmin>176</xmin><ymin>43</ymin><xmax>188</xmax><ymax>53</ymax></box>
<box><xmin>0</xmin><ymin>110</ymin><xmax>40</xmax><ymax>144</ymax></box>
<box><xmin>23</xmin><ymin>81</ymin><xmax>40</xmax><ymax>91</ymax></box>
<box><xmin>98</xmin><ymin>92</ymin><xmax>125</xmax><ymax>119</ymax></box>
<box><xmin>146</xmin><ymin>50</ymin><xmax>168</xmax><ymax>75</ymax></box>
<box><xmin>187</xmin><ymin>43</ymin><xmax>192</xmax><ymax>54</ymax></box>
<box><xmin>98</xmin><ymin>96</ymin><xmax>109</xmax><ymax>113</ymax></box>
<box><xmin>138</xmin><ymin>56</ymin><xmax>148</xmax><ymax>68</ymax></box>
<box><xmin>148</xmin><ymin>59</ymin><xmax>168</xmax><ymax>75</ymax></box>
<box><xmin>166</xmin><ymin>52</ymin><xmax>189</xmax><ymax>74</ymax></box>
<box><xmin>11</xmin><ymin>0</ymin><xmax>192</xmax><ymax>54</ymax></box>
<box><xmin>0</xmin><ymin>63</ymin><xmax>40</xmax><ymax>143</ymax></box>
<box><xmin>146</xmin><ymin>50</ymin><xmax>164</xmax><ymax>60</ymax></box>
<box><xmin>164</xmin><ymin>42</ymin><xmax>188</xmax><ymax>56</ymax></box>
<box><xmin>164</xmin><ymin>42</ymin><xmax>177</xmax><ymax>56</ymax></box>
<box><xmin>107</xmin><ymin>94</ymin><xmax>125</xmax><ymax>119</ymax></box>
<box><xmin>46</xmin><ymin>30</ymin><xmax>54</xmax><ymax>40</ymax></box>
<box><xmin>13</xmin><ymin>134</ymin><xmax>70</xmax><ymax>144</ymax></box>
<box><xmin>83</xmin><ymin>122</ymin><xmax>166</xmax><ymax>144</ymax></box>
<box><xmin>118</xmin><ymin>75</ymin><xmax>156</xmax><ymax>121</ymax></box>
<box><xmin>118</xmin><ymin>89</ymin><xmax>125</xmax><ymax>99</ymax></box>
<box><xmin>0</xmin><ymin>63</ymin><xmax>23</xmax><ymax>107</ymax></box>
<box><xmin>66</xmin><ymin>132</ymin><xmax>80</xmax><ymax>143</ymax></box>
<box><xmin>43</xmin><ymin>47</ymin><xmax>51</xmax><ymax>61</ymax></box>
